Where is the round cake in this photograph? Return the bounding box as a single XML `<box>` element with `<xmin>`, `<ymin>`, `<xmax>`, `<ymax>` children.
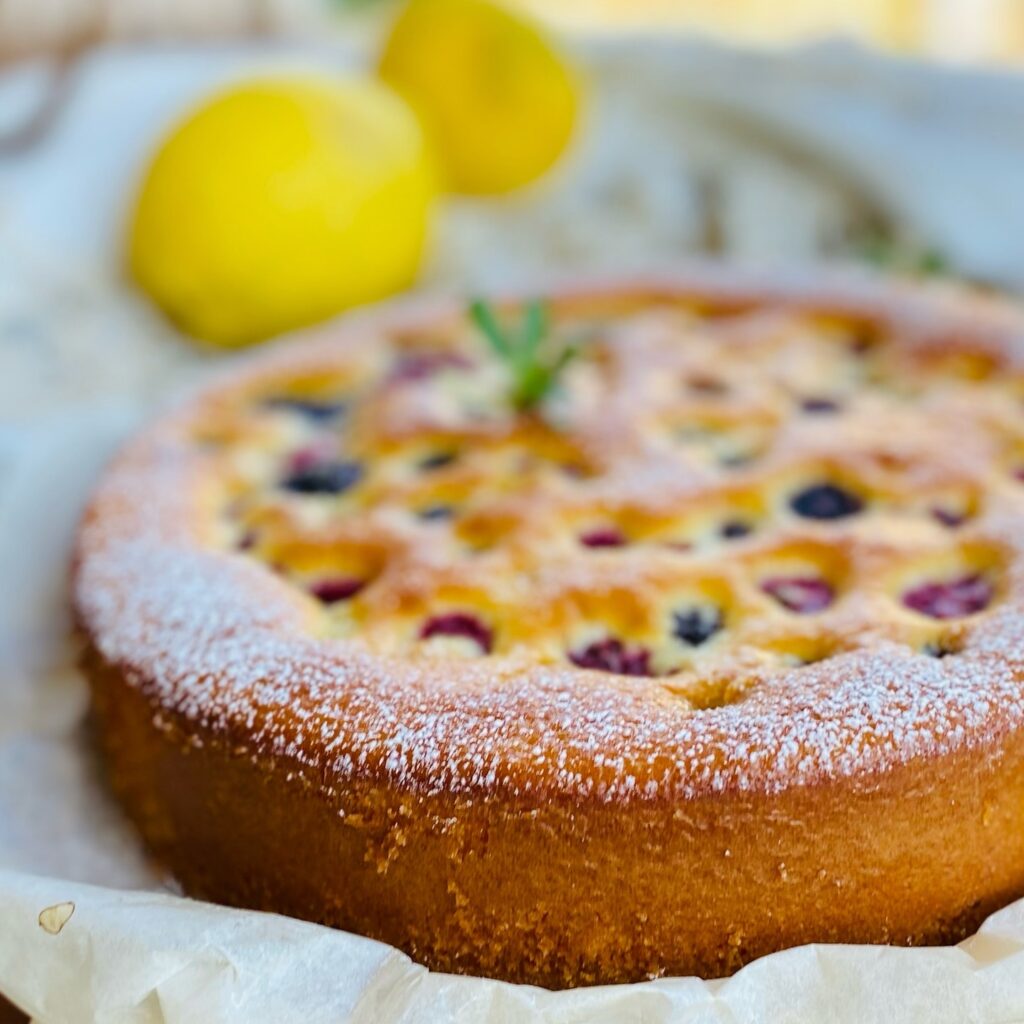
<box><xmin>74</xmin><ymin>272</ymin><xmax>1024</xmax><ymax>987</ymax></box>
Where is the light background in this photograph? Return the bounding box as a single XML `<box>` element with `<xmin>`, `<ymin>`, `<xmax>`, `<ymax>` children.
<box><xmin>2</xmin><ymin>0</ymin><xmax>1024</xmax><ymax>64</ymax></box>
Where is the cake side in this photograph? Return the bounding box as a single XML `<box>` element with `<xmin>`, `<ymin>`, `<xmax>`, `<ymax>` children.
<box><xmin>83</xmin><ymin>638</ymin><xmax>1024</xmax><ymax>986</ymax></box>
<box><xmin>73</xmin><ymin>272</ymin><xmax>1024</xmax><ymax>985</ymax></box>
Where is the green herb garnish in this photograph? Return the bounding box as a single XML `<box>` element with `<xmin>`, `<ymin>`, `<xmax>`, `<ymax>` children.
<box><xmin>859</xmin><ymin>234</ymin><xmax>948</xmax><ymax>277</ymax></box>
<box><xmin>469</xmin><ymin>298</ymin><xmax>578</xmax><ymax>413</ymax></box>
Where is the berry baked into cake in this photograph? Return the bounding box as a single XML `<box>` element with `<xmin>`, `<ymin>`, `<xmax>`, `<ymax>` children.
<box><xmin>74</xmin><ymin>273</ymin><xmax>1024</xmax><ymax>987</ymax></box>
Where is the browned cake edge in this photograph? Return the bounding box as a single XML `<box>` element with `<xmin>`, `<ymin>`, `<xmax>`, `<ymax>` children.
<box><xmin>82</xmin><ymin>639</ymin><xmax>1024</xmax><ymax>986</ymax></box>
<box><xmin>73</xmin><ymin>271</ymin><xmax>1024</xmax><ymax>987</ymax></box>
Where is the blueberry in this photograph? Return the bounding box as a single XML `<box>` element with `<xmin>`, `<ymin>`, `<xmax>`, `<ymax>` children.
<box><xmin>672</xmin><ymin>605</ymin><xmax>723</xmax><ymax>646</ymax></box>
<box><xmin>720</xmin><ymin>520</ymin><xmax>752</xmax><ymax>540</ymax></box>
<box><xmin>569</xmin><ymin>638</ymin><xmax>652</xmax><ymax>676</ymax></box>
<box><xmin>800</xmin><ymin>397</ymin><xmax>841</xmax><ymax>414</ymax></box>
<box><xmin>281</xmin><ymin>459</ymin><xmax>363</xmax><ymax>495</ymax></box>
<box><xmin>849</xmin><ymin>331</ymin><xmax>875</xmax><ymax>356</ymax></box>
<box><xmin>417</xmin><ymin>504</ymin><xmax>455</xmax><ymax>521</ymax></box>
<box><xmin>687</xmin><ymin>375</ymin><xmax>728</xmax><ymax>395</ymax></box>
<box><xmin>931</xmin><ymin>507</ymin><xmax>966</xmax><ymax>528</ymax></box>
<box><xmin>790</xmin><ymin>483</ymin><xmax>863</xmax><ymax>520</ymax></box>
<box><xmin>419</xmin><ymin>613</ymin><xmax>493</xmax><ymax>653</ymax></box>
<box><xmin>418</xmin><ymin>451</ymin><xmax>458</xmax><ymax>471</ymax></box>
<box><xmin>664</xmin><ymin>541</ymin><xmax>694</xmax><ymax>552</ymax></box>
<box><xmin>264</xmin><ymin>397</ymin><xmax>347</xmax><ymax>422</ymax></box>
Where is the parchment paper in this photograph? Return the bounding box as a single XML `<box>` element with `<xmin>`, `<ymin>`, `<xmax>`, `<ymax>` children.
<box><xmin>6</xmin><ymin>36</ymin><xmax>1024</xmax><ymax>1024</ymax></box>
<box><xmin>4</xmin><ymin>376</ymin><xmax>1024</xmax><ymax>1024</ymax></box>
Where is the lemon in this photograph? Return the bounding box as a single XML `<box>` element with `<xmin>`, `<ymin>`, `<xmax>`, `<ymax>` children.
<box><xmin>127</xmin><ymin>76</ymin><xmax>436</xmax><ymax>348</ymax></box>
<box><xmin>378</xmin><ymin>0</ymin><xmax>579</xmax><ymax>195</ymax></box>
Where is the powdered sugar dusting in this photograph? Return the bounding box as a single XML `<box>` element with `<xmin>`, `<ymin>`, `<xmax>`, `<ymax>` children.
<box><xmin>73</xmin><ymin>274</ymin><xmax>1024</xmax><ymax>806</ymax></box>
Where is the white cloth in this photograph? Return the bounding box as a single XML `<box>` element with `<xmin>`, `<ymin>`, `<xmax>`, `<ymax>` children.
<box><xmin>3</xmin><ymin>37</ymin><xmax>1024</xmax><ymax>423</ymax></box>
<box><xmin>5</xmin><ymin>36</ymin><xmax>1024</xmax><ymax>1023</ymax></box>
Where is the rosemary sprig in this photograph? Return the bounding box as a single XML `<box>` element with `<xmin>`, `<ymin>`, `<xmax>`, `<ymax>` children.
<box><xmin>859</xmin><ymin>234</ymin><xmax>948</xmax><ymax>277</ymax></box>
<box><xmin>469</xmin><ymin>298</ymin><xmax>578</xmax><ymax>413</ymax></box>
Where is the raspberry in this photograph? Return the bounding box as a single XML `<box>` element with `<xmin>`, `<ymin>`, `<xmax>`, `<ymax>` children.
<box><xmin>580</xmin><ymin>527</ymin><xmax>626</xmax><ymax>548</ymax></box>
<box><xmin>686</xmin><ymin>375</ymin><xmax>728</xmax><ymax>395</ymax></box>
<box><xmin>570</xmin><ymin>638</ymin><xmax>652</xmax><ymax>676</ymax></box>
<box><xmin>420</xmin><ymin>613</ymin><xmax>493</xmax><ymax>653</ymax></box>
<box><xmin>390</xmin><ymin>352</ymin><xmax>471</xmax><ymax>382</ymax></box>
<box><xmin>762</xmin><ymin>576</ymin><xmax>834</xmax><ymax>613</ymax></box>
<box><xmin>310</xmin><ymin>577</ymin><xmax>365</xmax><ymax>604</ymax></box>
<box><xmin>236</xmin><ymin>530</ymin><xmax>257</xmax><ymax>551</ymax></box>
<box><xmin>903</xmin><ymin>575</ymin><xmax>992</xmax><ymax>619</ymax></box>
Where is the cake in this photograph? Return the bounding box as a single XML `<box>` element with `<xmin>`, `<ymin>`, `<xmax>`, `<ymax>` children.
<box><xmin>73</xmin><ymin>272</ymin><xmax>1024</xmax><ymax>987</ymax></box>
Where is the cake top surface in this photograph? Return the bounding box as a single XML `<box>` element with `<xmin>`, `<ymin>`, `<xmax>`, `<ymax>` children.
<box><xmin>74</xmin><ymin>272</ymin><xmax>1024</xmax><ymax>803</ymax></box>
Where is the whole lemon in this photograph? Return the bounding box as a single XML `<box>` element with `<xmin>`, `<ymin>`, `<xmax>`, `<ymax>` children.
<box><xmin>127</xmin><ymin>76</ymin><xmax>436</xmax><ymax>348</ymax></box>
<box><xmin>378</xmin><ymin>0</ymin><xmax>579</xmax><ymax>195</ymax></box>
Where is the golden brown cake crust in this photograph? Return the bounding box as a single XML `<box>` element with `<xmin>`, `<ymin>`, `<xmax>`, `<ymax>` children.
<box><xmin>73</xmin><ymin>271</ymin><xmax>1024</xmax><ymax>986</ymax></box>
